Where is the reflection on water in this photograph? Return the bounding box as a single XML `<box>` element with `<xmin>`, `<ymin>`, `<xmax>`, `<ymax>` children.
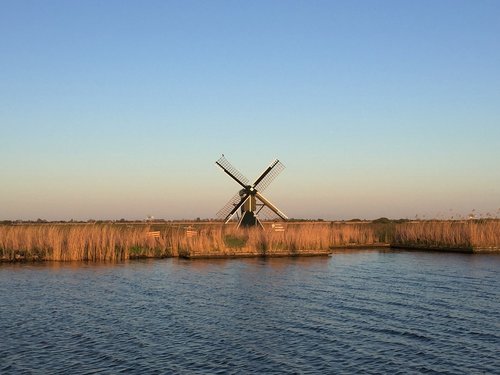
<box><xmin>1</xmin><ymin>252</ymin><xmax>499</xmax><ymax>374</ymax></box>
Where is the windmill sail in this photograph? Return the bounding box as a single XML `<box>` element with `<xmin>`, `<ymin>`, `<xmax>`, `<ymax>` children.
<box><xmin>215</xmin><ymin>155</ymin><xmax>287</xmax><ymax>228</ymax></box>
<box><xmin>255</xmin><ymin>192</ymin><xmax>288</xmax><ymax>221</ymax></box>
<box><xmin>253</xmin><ymin>160</ymin><xmax>285</xmax><ymax>192</ymax></box>
<box><xmin>215</xmin><ymin>155</ymin><xmax>249</xmax><ymax>187</ymax></box>
<box><xmin>216</xmin><ymin>191</ymin><xmax>244</xmax><ymax>221</ymax></box>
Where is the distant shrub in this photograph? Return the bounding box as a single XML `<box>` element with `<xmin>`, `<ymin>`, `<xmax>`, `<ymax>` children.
<box><xmin>372</xmin><ymin>217</ymin><xmax>391</xmax><ymax>224</ymax></box>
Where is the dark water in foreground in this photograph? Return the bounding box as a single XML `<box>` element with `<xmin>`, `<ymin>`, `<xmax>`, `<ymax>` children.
<box><xmin>1</xmin><ymin>251</ymin><xmax>499</xmax><ymax>374</ymax></box>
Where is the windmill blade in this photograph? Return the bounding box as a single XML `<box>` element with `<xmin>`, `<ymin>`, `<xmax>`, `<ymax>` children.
<box><xmin>223</xmin><ymin>194</ymin><xmax>250</xmax><ymax>223</ymax></box>
<box><xmin>253</xmin><ymin>159</ymin><xmax>285</xmax><ymax>192</ymax></box>
<box><xmin>216</xmin><ymin>192</ymin><xmax>243</xmax><ymax>220</ymax></box>
<box><xmin>216</xmin><ymin>191</ymin><xmax>250</xmax><ymax>223</ymax></box>
<box><xmin>255</xmin><ymin>204</ymin><xmax>281</xmax><ymax>221</ymax></box>
<box><xmin>215</xmin><ymin>155</ymin><xmax>249</xmax><ymax>188</ymax></box>
<box><xmin>255</xmin><ymin>191</ymin><xmax>288</xmax><ymax>220</ymax></box>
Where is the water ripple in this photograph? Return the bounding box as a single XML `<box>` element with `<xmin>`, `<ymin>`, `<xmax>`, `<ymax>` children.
<box><xmin>1</xmin><ymin>252</ymin><xmax>499</xmax><ymax>374</ymax></box>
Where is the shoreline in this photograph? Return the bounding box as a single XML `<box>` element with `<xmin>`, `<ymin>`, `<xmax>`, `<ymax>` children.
<box><xmin>390</xmin><ymin>244</ymin><xmax>500</xmax><ymax>254</ymax></box>
<box><xmin>4</xmin><ymin>244</ymin><xmax>500</xmax><ymax>263</ymax></box>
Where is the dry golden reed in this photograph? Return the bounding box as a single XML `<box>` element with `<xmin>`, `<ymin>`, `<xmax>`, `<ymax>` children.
<box><xmin>176</xmin><ymin>223</ymin><xmax>379</xmax><ymax>257</ymax></box>
<box><xmin>0</xmin><ymin>225</ymin><xmax>156</xmax><ymax>262</ymax></box>
<box><xmin>393</xmin><ymin>220</ymin><xmax>500</xmax><ymax>250</ymax></box>
<box><xmin>0</xmin><ymin>222</ymin><xmax>379</xmax><ymax>262</ymax></box>
<box><xmin>2</xmin><ymin>220</ymin><xmax>498</xmax><ymax>262</ymax></box>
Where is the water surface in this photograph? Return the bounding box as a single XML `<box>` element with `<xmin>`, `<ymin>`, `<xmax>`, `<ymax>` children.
<box><xmin>1</xmin><ymin>251</ymin><xmax>499</xmax><ymax>374</ymax></box>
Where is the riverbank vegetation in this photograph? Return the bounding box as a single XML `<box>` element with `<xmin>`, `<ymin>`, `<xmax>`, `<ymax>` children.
<box><xmin>0</xmin><ymin>220</ymin><xmax>498</xmax><ymax>262</ymax></box>
<box><xmin>393</xmin><ymin>220</ymin><xmax>500</xmax><ymax>251</ymax></box>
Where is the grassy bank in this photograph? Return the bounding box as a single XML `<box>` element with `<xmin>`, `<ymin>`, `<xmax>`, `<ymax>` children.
<box><xmin>1</xmin><ymin>220</ymin><xmax>498</xmax><ymax>262</ymax></box>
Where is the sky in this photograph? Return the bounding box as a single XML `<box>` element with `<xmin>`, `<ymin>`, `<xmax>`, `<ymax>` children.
<box><xmin>1</xmin><ymin>0</ymin><xmax>499</xmax><ymax>221</ymax></box>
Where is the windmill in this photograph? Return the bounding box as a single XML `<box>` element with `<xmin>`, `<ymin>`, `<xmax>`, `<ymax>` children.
<box><xmin>215</xmin><ymin>155</ymin><xmax>288</xmax><ymax>228</ymax></box>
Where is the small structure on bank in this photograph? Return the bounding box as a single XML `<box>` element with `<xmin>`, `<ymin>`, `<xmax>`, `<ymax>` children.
<box><xmin>215</xmin><ymin>155</ymin><xmax>288</xmax><ymax>228</ymax></box>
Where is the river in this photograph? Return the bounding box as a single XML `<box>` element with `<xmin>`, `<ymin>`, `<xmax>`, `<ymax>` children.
<box><xmin>1</xmin><ymin>250</ymin><xmax>499</xmax><ymax>374</ymax></box>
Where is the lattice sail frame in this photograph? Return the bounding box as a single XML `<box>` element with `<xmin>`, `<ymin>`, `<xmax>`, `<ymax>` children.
<box><xmin>215</xmin><ymin>156</ymin><xmax>249</xmax><ymax>187</ymax></box>
<box><xmin>216</xmin><ymin>192</ymin><xmax>245</xmax><ymax>221</ymax></box>
<box><xmin>254</xmin><ymin>160</ymin><xmax>285</xmax><ymax>193</ymax></box>
<box><xmin>255</xmin><ymin>204</ymin><xmax>282</xmax><ymax>221</ymax></box>
<box><xmin>215</xmin><ymin>156</ymin><xmax>288</xmax><ymax>224</ymax></box>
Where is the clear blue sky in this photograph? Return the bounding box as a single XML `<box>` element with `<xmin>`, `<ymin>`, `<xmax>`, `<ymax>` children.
<box><xmin>1</xmin><ymin>0</ymin><xmax>499</xmax><ymax>220</ymax></box>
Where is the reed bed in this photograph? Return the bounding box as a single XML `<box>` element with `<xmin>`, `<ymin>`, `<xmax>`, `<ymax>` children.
<box><xmin>181</xmin><ymin>223</ymin><xmax>380</xmax><ymax>257</ymax></box>
<box><xmin>393</xmin><ymin>220</ymin><xmax>500</xmax><ymax>250</ymax></box>
<box><xmin>0</xmin><ymin>225</ymin><xmax>158</xmax><ymax>261</ymax></box>
<box><xmin>0</xmin><ymin>222</ymin><xmax>380</xmax><ymax>262</ymax></box>
<box><xmin>2</xmin><ymin>220</ymin><xmax>498</xmax><ymax>262</ymax></box>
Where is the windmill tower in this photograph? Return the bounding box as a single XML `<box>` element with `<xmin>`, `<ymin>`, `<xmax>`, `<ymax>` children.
<box><xmin>215</xmin><ymin>155</ymin><xmax>288</xmax><ymax>228</ymax></box>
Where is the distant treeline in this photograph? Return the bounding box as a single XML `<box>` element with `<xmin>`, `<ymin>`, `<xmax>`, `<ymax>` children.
<box><xmin>4</xmin><ymin>217</ymin><xmax>492</xmax><ymax>225</ymax></box>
